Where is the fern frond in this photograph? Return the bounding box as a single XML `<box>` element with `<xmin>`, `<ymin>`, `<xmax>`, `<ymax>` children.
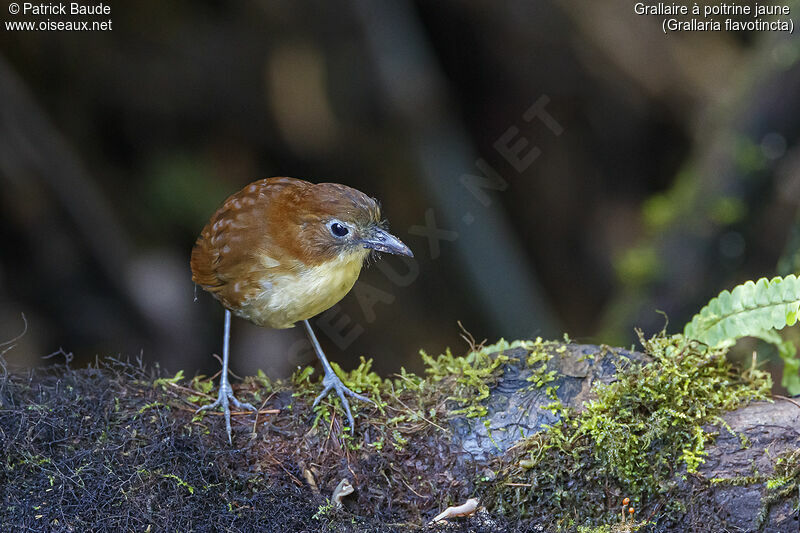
<box><xmin>683</xmin><ymin>275</ymin><xmax>800</xmax><ymax>348</ymax></box>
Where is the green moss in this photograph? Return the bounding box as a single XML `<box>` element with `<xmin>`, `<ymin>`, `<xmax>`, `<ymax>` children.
<box><xmin>488</xmin><ymin>331</ymin><xmax>772</xmax><ymax>527</ymax></box>
<box><xmin>186</xmin><ymin>374</ymin><xmax>215</xmax><ymax>403</ymax></box>
<box><xmin>152</xmin><ymin>370</ymin><xmax>185</xmax><ymax>390</ymax></box>
<box><xmin>331</xmin><ymin>357</ymin><xmax>386</xmax><ymax>404</ymax></box>
<box><xmin>576</xmin><ymin>523</ymin><xmax>645</xmax><ymax>533</ymax></box>
<box><xmin>422</xmin><ymin>339</ymin><xmax>515</xmax><ymax>418</ymax></box>
<box><xmin>711</xmin><ymin>448</ymin><xmax>800</xmax><ymax>528</ymax></box>
<box><xmin>136</xmin><ymin>401</ymin><xmax>167</xmax><ymax>416</ymax></box>
<box><xmin>291</xmin><ymin>365</ymin><xmax>316</xmax><ymax>388</ymax></box>
<box><xmin>421</xmin><ymin>338</ymin><xmax>557</xmax><ymax>418</ymax></box>
<box><xmin>161</xmin><ymin>472</ymin><xmax>195</xmax><ymax>495</ymax></box>
<box><xmin>284</xmin><ymin>337</ymin><xmax>567</xmax><ymax>434</ymax></box>
<box><xmin>587</xmin><ymin>332</ymin><xmax>768</xmax><ymax>482</ymax></box>
<box><xmin>525</xmin><ymin>337</ymin><xmax>560</xmax><ymax>394</ymax></box>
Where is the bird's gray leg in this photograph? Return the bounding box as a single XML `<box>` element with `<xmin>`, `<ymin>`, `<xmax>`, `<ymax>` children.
<box><xmin>197</xmin><ymin>309</ymin><xmax>257</xmax><ymax>444</ymax></box>
<box><xmin>303</xmin><ymin>319</ymin><xmax>373</xmax><ymax>432</ymax></box>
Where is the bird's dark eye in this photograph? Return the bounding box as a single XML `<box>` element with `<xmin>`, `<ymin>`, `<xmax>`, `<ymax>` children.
<box><xmin>329</xmin><ymin>222</ymin><xmax>349</xmax><ymax>238</ymax></box>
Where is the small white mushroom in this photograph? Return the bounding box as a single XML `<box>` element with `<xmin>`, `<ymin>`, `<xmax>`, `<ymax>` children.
<box><xmin>431</xmin><ymin>498</ymin><xmax>480</xmax><ymax>523</ymax></box>
<box><xmin>332</xmin><ymin>479</ymin><xmax>354</xmax><ymax>509</ymax></box>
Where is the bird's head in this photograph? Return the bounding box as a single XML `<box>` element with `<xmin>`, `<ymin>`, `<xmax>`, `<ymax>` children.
<box><xmin>290</xmin><ymin>182</ymin><xmax>413</xmax><ymax>266</ymax></box>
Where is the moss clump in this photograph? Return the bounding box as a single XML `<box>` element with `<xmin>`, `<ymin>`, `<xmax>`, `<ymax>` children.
<box><xmin>710</xmin><ymin>447</ymin><xmax>800</xmax><ymax>529</ymax></box>
<box><xmin>421</xmin><ymin>339</ymin><xmax>537</xmax><ymax>418</ymax></box>
<box><xmin>583</xmin><ymin>332</ymin><xmax>771</xmax><ymax>485</ymax></box>
<box><xmin>488</xmin><ymin>331</ymin><xmax>772</xmax><ymax>528</ymax></box>
<box><xmin>758</xmin><ymin>449</ymin><xmax>800</xmax><ymax>527</ymax></box>
<box><xmin>525</xmin><ymin>338</ymin><xmax>561</xmax><ymax>399</ymax></box>
<box><xmin>286</xmin><ymin>337</ymin><xmax>567</xmax><ymax>436</ymax></box>
<box><xmin>576</xmin><ymin>523</ymin><xmax>645</xmax><ymax>533</ymax></box>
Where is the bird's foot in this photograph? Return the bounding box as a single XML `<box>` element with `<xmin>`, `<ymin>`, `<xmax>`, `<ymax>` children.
<box><xmin>196</xmin><ymin>379</ymin><xmax>257</xmax><ymax>444</ymax></box>
<box><xmin>312</xmin><ymin>369</ymin><xmax>374</xmax><ymax>433</ymax></box>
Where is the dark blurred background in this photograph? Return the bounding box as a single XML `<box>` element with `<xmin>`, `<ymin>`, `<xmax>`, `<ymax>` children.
<box><xmin>1</xmin><ymin>1</ymin><xmax>799</xmax><ymax>387</ymax></box>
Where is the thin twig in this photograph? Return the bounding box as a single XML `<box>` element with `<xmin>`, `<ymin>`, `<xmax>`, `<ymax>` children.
<box><xmin>252</xmin><ymin>392</ymin><xmax>277</xmax><ymax>434</ymax></box>
<box><xmin>391</xmin><ymin>372</ymin><xmax>421</xmax><ymax>391</ymax></box>
<box><xmin>176</xmin><ymin>404</ymin><xmax>278</xmax><ymax>416</ymax></box>
<box><xmin>166</xmin><ymin>381</ymin><xmax>216</xmax><ymax>400</ymax></box>
<box><xmin>772</xmin><ymin>394</ymin><xmax>800</xmax><ymax>410</ymax></box>
<box><xmin>0</xmin><ymin>313</ymin><xmax>28</xmax><ymax>357</ymax></box>
<box><xmin>263</xmin><ymin>448</ymin><xmax>303</xmax><ymax>487</ymax></box>
<box><xmin>388</xmin><ymin>396</ymin><xmax>449</xmax><ymax>434</ymax></box>
<box><xmin>399</xmin><ymin>477</ymin><xmax>425</xmax><ymax>499</ymax></box>
<box><xmin>42</xmin><ymin>347</ymin><xmax>74</xmax><ymax>363</ymax></box>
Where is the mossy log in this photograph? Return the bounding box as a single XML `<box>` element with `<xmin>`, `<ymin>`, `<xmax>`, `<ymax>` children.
<box><xmin>1</xmin><ymin>341</ymin><xmax>798</xmax><ymax>532</ymax></box>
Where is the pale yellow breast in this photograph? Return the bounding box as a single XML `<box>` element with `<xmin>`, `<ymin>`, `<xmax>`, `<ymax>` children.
<box><xmin>237</xmin><ymin>249</ymin><xmax>369</xmax><ymax>329</ymax></box>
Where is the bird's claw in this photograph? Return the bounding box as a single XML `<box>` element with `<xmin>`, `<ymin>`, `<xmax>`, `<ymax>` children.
<box><xmin>196</xmin><ymin>380</ymin><xmax>257</xmax><ymax>444</ymax></box>
<box><xmin>312</xmin><ymin>370</ymin><xmax>373</xmax><ymax>433</ymax></box>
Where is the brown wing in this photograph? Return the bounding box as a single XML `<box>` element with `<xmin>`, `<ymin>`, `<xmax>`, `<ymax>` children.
<box><xmin>190</xmin><ymin>177</ymin><xmax>310</xmax><ymax>309</ymax></box>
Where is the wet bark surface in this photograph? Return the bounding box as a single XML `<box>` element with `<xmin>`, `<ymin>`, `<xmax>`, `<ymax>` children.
<box><xmin>450</xmin><ymin>344</ymin><xmax>647</xmax><ymax>459</ymax></box>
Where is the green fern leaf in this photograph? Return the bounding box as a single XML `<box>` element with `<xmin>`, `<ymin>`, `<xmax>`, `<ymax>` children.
<box><xmin>683</xmin><ymin>275</ymin><xmax>800</xmax><ymax>349</ymax></box>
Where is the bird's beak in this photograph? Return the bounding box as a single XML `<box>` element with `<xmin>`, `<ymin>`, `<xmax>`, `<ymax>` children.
<box><xmin>361</xmin><ymin>227</ymin><xmax>414</xmax><ymax>257</ymax></box>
